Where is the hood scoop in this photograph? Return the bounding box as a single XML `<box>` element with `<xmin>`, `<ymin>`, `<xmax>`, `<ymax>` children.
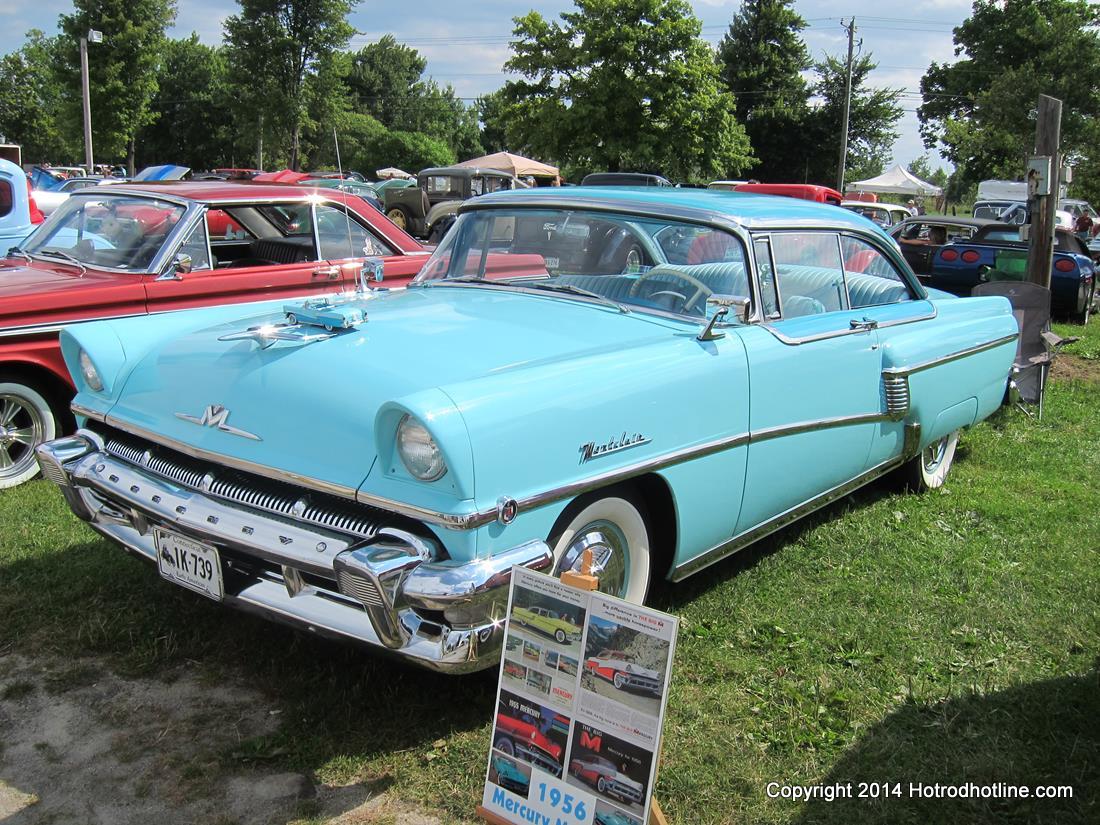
<box><xmin>219</xmin><ymin>258</ymin><xmax>384</xmax><ymax>349</ymax></box>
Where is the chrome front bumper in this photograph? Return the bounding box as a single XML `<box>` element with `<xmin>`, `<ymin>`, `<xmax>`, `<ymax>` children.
<box><xmin>37</xmin><ymin>432</ymin><xmax>552</xmax><ymax>673</ymax></box>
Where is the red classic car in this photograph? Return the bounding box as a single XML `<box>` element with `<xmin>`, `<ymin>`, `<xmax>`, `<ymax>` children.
<box><xmin>584</xmin><ymin>650</ymin><xmax>662</xmax><ymax>696</ymax></box>
<box><xmin>569</xmin><ymin>755</ymin><xmax>644</xmax><ymax>805</ymax></box>
<box><xmin>0</xmin><ymin>181</ymin><xmax>429</xmax><ymax>487</ymax></box>
<box><xmin>494</xmin><ymin>711</ymin><xmax>564</xmax><ymax>776</ymax></box>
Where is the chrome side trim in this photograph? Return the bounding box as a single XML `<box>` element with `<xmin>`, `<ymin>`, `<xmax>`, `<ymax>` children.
<box><xmin>0</xmin><ymin>314</ymin><xmax>145</xmax><ymax>339</ymax></box>
<box><xmin>749</xmin><ymin>412</ymin><xmax>890</xmax><ymax>443</ymax></box>
<box><xmin>881</xmin><ymin>333</ymin><xmax>1018</xmax><ymax>377</ymax></box>
<box><xmin>671</xmin><ymin>422</ymin><xmax>921</xmax><ymax>581</ymax></box>
<box><xmin>761</xmin><ymin>304</ymin><xmax>938</xmax><ymax>345</ymax></box>
<box><xmin>70</xmin><ymin>402</ymin><xmax>107</xmax><ymax>422</ymax></box>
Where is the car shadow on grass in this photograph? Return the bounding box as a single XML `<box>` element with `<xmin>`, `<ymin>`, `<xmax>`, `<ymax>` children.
<box><xmin>788</xmin><ymin>670</ymin><xmax>1100</xmax><ymax>825</ymax></box>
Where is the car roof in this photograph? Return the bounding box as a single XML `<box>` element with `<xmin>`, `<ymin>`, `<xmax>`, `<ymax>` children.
<box><xmin>468</xmin><ymin>186</ymin><xmax>884</xmax><ymax>233</ymax></box>
<box><xmin>419</xmin><ymin>166</ymin><xmax>515</xmax><ymax>179</ymax></box>
<box><xmin>895</xmin><ymin>216</ymin><xmax>1000</xmax><ymax>228</ymax></box>
<box><xmin>74</xmin><ymin>181</ymin><xmax>352</xmax><ymax>203</ymax></box>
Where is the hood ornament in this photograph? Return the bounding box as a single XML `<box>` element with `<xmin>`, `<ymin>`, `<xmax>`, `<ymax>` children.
<box><xmin>219</xmin><ymin>258</ymin><xmax>383</xmax><ymax>350</ymax></box>
<box><xmin>175</xmin><ymin>405</ymin><xmax>262</xmax><ymax>441</ymax></box>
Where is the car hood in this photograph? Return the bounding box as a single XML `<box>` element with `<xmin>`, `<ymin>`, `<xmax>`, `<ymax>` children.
<box><xmin>0</xmin><ymin>260</ymin><xmax>139</xmax><ymax>329</ymax></box>
<box><xmin>103</xmin><ymin>285</ymin><xmax>685</xmax><ymax>493</ymax></box>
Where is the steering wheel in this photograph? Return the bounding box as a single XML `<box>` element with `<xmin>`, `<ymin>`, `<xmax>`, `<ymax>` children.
<box><xmin>628</xmin><ymin>267</ymin><xmax>714</xmax><ymax>312</ymax></box>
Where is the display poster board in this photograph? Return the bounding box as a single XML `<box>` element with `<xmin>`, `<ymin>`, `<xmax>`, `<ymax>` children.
<box><xmin>480</xmin><ymin>566</ymin><xmax>679</xmax><ymax>825</ymax></box>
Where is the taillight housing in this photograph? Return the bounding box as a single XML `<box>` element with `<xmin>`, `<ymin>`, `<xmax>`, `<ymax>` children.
<box><xmin>939</xmin><ymin>248</ymin><xmax>958</xmax><ymax>262</ymax></box>
<box><xmin>1054</xmin><ymin>258</ymin><xmax>1077</xmax><ymax>273</ymax></box>
<box><xmin>961</xmin><ymin>249</ymin><xmax>981</xmax><ymax>263</ymax></box>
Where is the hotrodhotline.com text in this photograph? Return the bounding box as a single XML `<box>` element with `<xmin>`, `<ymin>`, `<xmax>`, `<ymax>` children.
<box><xmin>766</xmin><ymin>781</ymin><xmax>1074</xmax><ymax>803</ymax></box>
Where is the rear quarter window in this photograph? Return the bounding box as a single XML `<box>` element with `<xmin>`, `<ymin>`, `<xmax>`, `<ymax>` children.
<box><xmin>0</xmin><ymin>180</ymin><xmax>12</xmax><ymax>218</ymax></box>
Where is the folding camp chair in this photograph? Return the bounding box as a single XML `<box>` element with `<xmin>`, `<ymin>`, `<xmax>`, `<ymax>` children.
<box><xmin>973</xmin><ymin>280</ymin><xmax>1077</xmax><ymax>419</ymax></box>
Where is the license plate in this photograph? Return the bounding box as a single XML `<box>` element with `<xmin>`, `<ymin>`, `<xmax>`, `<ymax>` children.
<box><xmin>545</xmin><ymin>256</ymin><xmax>560</xmax><ymax>269</ymax></box>
<box><xmin>154</xmin><ymin>528</ymin><xmax>223</xmax><ymax>601</ymax></box>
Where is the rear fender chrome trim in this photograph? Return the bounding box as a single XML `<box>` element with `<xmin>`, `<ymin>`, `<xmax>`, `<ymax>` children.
<box><xmin>882</xmin><ymin>333</ymin><xmax>1018</xmax><ymax>377</ymax></box>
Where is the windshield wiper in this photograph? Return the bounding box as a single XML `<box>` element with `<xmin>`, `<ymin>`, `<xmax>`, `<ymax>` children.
<box><xmin>36</xmin><ymin>249</ymin><xmax>87</xmax><ymax>276</ymax></box>
<box><xmin>6</xmin><ymin>247</ymin><xmax>31</xmax><ymax>264</ymax></box>
<box><xmin>520</xmin><ymin>281</ymin><xmax>630</xmax><ymax>313</ymax></box>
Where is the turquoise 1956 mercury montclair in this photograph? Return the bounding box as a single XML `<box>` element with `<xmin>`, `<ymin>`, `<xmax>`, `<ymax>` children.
<box><xmin>37</xmin><ymin>188</ymin><xmax>1018</xmax><ymax>673</ymax></box>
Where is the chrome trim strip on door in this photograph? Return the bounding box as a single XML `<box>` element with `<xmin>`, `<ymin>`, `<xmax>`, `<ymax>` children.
<box><xmin>881</xmin><ymin>333</ymin><xmax>1018</xmax><ymax>377</ymax></box>
<box><xmin>760</xmin><ymin>304</ymin><xmax>938</xmax><ymax>345</ymax></box>
<box><xmin>670</xmin><ymin>423</ymin><xmax>921</xmax><ymax>581</ymax></box>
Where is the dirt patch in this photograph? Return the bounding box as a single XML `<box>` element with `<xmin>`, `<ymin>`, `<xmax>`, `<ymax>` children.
<box><xmin>0</xmin><ymin>654</ymin><xmax>444</xmax><ymax>825</ymax></box>
<box><xmin>1051</xmin><ymin>354</ymin><xmax>1100</xmax><ymax>383</ymax></box>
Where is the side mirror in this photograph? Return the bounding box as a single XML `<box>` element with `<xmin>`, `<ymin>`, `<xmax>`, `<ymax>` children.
<box><xmin>698</xmin><ymin>294</ymin><xmax>751</xmax><ymax>341</ymax></box>
<box><xmin>978</xmin><ymin>264</ymin><xmax>992</xmax><ymax>282</ymax></box>
<box><xmin>157</xmin><ymin>253</ymin><xmax>192</xmax><ymax>281</ymax></box>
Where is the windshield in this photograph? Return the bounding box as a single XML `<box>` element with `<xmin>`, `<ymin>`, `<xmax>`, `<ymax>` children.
<box><xmin>414</xmin><ymin>208</ymin><xmax>750</xmax><ymax>320</ymax></box>
<box><xmin>23</xmin><ymin>194</ymin><xmax>186</xmax><ymax>271</ymax></box>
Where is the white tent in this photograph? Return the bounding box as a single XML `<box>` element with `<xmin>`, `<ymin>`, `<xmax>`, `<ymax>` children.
<box><xmin>846</xmin><ymin>164</ymin><xmax>942</xmax><ymax>197</ymax></box>
<box><xmin>455</xmin><ymin>151</ymin><xmax>559</xmax><ymax>179</ymax></box>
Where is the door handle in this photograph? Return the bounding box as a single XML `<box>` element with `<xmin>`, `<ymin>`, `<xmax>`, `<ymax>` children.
<box><xmin>850</xmin><ymin>318</ymin><xmax>878</xmax><ymax>331</ymax></box>
<box><xmin>312</xmin><ymin>265</ymin><xmax>340</xmax><ymax>280</ymax></box>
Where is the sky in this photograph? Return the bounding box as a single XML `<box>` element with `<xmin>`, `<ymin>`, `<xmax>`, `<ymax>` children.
<box><xmin>1</xmin><ymin>0</ymin><xmax>974</xmax><ymax>172</ymax></box>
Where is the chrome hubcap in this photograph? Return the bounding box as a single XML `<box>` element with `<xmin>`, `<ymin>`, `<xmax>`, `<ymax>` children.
<box><xmin>0</xmin><ymin>394</ymin><xmax>43</xmax><ymax>477</ymax></box>
<box><xmin>555</xmin><ymin>520</ymin><xmax>629</xmax><ymax>598</ymax></box>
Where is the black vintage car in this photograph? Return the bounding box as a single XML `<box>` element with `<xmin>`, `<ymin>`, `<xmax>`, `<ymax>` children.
<box><xmin>382</xmin><ymin>166</ymin><xmax>525</xmax><ymax>240</ymax></box>
<box><xmin>889</xmin><ymin>216</ymin><xmax>1002</xmax><ymax>276</ymax></box>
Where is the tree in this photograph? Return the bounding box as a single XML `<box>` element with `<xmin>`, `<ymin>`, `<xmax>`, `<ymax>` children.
<box><xmin>805</xmin><ymin>54</ymin><xmax>904</xmax><ymax>187</ymax></box>
<box><xmin>58</xmin><ymin>0</ymin><xmax>177</xmax><ymax>172</ymax></box>
<box><xmin>225</xmin><ymin>0</ymin><xmax>358</xmax><ymax>170</ymax></box>
<box><xmin>136</xmin><ymin>36</ymin><xmax>235</xmax><ymax>169</ymax></box>
<box><xmin>499</xmin><ymin>0</ymin><xmax>752</xmax><ymax>181</ymax></box>
<box><xmin>918</xmin><ymin>0</ymin><xmax>1100</xmax><ymax>185</ymax></box>
<box><xmin>0</xmin><ymin>31</ymin><xmax>75</xmax><ymax>163</ymax></box>
<box><xmin>346</xmin><ymin>37</ymin><xmax>483</xmax><ymax>162</ymax></box>
<box><xmin>907</xmin><ymin>154</ymin><xmax>948</xmax><ymax>189</ymax></box>
<box><xmin>477</xmin><ymin>90</ymin><xmax>510</xmax><ymax>154</ymax></box>
<box><xmin>717</xmin><ymin>0</ymin><xmax>812</xmax><ymax>181</ymax></box>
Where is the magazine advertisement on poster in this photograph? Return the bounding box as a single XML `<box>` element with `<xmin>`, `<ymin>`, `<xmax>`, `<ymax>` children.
<box><xmin>482</xmin><ymin>567</ymin><xmax>679</xmax><ymax>825</ymax></box>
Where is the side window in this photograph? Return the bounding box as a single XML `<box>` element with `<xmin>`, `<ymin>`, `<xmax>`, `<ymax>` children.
<box><xmin>176</xmin><ymin>218</ymin><xmax>212</xmax><ymax>271</ymax></box>
<box><xmin>206</xmin><ymin>209</ymin><xmax>250</xmax><ymax>241</ymax></box>
<box><xmin>314</xmin><ymin>204</ymin><xmax>396</xmax><ymax>260</ymax></box>
<box><xmin>840</xmin><ymin>236</ymin><xmax>911</xmax><ymax>308</ymax></box>
<box><xmin>771</xmin><ymin>232</ymin><xmax>847</xmax><ymax>318</ymax></box>
<box><xmin>0</xmin><ymin>180</ymin><xmax>11</xmax><ymax>218</ymax></box>
<box><xmin>470</xmin><ymin>177</ymin><xmax>485</xmax><ymax>196</ymax></box>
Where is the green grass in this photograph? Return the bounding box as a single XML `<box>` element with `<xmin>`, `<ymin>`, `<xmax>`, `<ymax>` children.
<box><xmin>1</xmin><ymin>322</ymin><xmax>1098</xmax><ymax>824</ymax></box>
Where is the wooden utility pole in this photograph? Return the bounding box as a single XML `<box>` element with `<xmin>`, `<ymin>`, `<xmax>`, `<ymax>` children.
<box><xmin>836</xmin><ymin>19</ymin><xmax>857</xmax><ymax>192</ymax></box>
<box><xmin>1027</xmin><ymin>94</ymin><xmax>1062</xmax><ymax>289</ymax></box>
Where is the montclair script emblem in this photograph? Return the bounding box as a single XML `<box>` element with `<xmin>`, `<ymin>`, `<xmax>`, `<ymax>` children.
<box><xmin>579</xmin><ymin>432</ymin><xmax>651</xmax><ymax>463</ymax></box>
<box><xmin>175</xmin><ymin>405</ymin><xmax>262</xmax><ymax>441</ymax></box>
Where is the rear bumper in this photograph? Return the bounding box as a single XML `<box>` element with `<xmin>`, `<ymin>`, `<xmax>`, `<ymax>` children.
<box><xmin>37</xmin><ymin>431</ymin><xmax>552</xmax><ymax>673</ymax></box>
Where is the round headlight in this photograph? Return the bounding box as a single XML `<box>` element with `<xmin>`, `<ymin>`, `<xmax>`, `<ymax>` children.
<box><xmin>396</xmin><ymin>414</ymin><xmax>447</xmax><ymax>481</ymax></box>
<box><xmin>79</xmin><ymin>349</ymin><xmax>104</xmax><ymax>392</ymax></box>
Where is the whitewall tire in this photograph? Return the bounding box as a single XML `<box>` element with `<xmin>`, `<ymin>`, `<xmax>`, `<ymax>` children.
<box><xmin>549</xmin><ymin>494</ymin><xmax>651</xmax><ymax>604</ymax></box>
<box><xmin>904</xmin><ymin>430</ymin><xmax>960</xmax><ymax>491</ymax></box>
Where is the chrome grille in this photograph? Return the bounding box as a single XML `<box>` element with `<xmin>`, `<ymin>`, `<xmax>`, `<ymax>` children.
<box><xmin>37</xmin><ymin>453</ymin><xmax>69</xmax><ymax>486</ymax></box>
<box><xmin>98</xmin><ymin>426</ymin><xmax>391</xmax><ymax>540</ymax></box>
<box><xmin>883</xmin><ymin>374</ymin><xmax>911</xmax><ymax>418</ymax></box>
<box><xmin>337</xmin><ymin>569</ymin><xmax>385</xmax><ymax>607</ymax></box>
